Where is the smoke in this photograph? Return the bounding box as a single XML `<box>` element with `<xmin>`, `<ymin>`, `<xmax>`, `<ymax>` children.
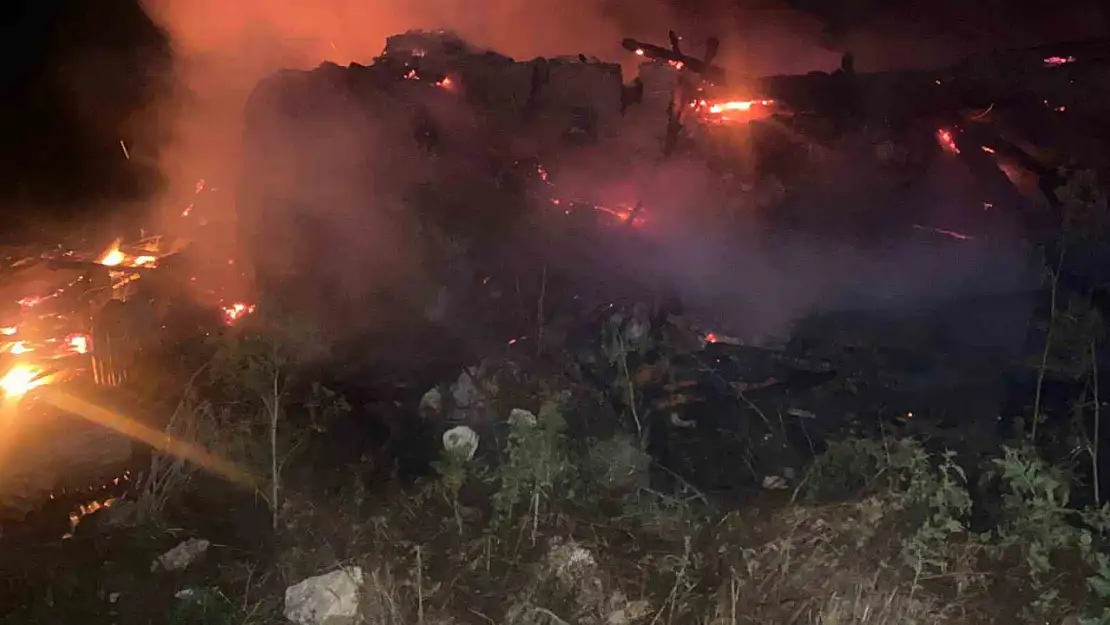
<box><xmin>534</xmin><ymin>139</ymin><xmax>1035</xmax><ymax>345</ymax></box>
<box><xmin>136</xmin><ymin>0</ymin><xmax>1091</xmax><ymax>349</ymax></box>
<box><xmin>138</xmin><ymin>0</ymin><xmax>1108</xmax><ymax>196</ymax></box>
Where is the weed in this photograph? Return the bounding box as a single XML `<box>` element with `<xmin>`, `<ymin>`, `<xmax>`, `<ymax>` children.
<box><xmin>488</xmin><ymin>396</ymin><xmax>575</xmax><ymax>536</ymax></box>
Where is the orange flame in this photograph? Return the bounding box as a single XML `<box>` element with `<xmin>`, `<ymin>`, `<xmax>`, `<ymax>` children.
<box><xmin>99</xmin><ymin>241</ymin><xmax>126</xmax><ymax>266</ymax></box>
<box><xmin>222</xmin><ymin>302</ymin><xmax>257</xmax><ymax>324</ymax></box>
<box><xmin>97</xmin><ymin>238</ymin><xmax>160</xmax><ymax>268</ymax></box>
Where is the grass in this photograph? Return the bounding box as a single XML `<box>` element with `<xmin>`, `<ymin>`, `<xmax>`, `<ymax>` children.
<box><xmin>4</xmin><ymin>351</ymin><xmax>1108</xmax><ymax>625</ymax></box>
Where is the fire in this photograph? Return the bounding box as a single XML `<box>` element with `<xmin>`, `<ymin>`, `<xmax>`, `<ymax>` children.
<box><xmin>936</xmin><ymin>128</ymin><xmax>960</xmax><ymax>154</ymax></box>
<box><xmin>65</xmin><ymin>497</ymin><xmax>117</xmax><ymax>538</ymax></box>
<box><xmin>96</xmin><ymin>239</ymin><xmax>160</xmax><ymax>268</ymax></box>
<box><xmin>402</xmin><ymin>69</ymin><xmax>456</xmax><ymax>90</ymax></box>
<box><xmin>99</xmin><ymin>243</ymin><xmax>125</xmax><ymax>267</ymax></box>
<box><xmin>0</xmin><ymin>364</ymin><xmax>48</xmax><ymax>398</ymax></box>
<box><xmin>9</xmin><ymin>341</ymin><xmax>33</xmax><ymax>355</ymax></box>
<box><xmin>697</xmin><ymin>99</ymin><xmax>775</xmax><ymax>124</ymax></box>
<box><xmin>66</xmin><ymin>334</ymin><xmax>89</xmax><ymax>355</ymax></box>
<box><xmin>222</xmin><ymin>302</ymin><xmax>257</xmax><ymax>324</ymax></box>
<box><xmin>707</xmin><ymin>99</ymin><xmax>773</xmax><ymax>114</ymax></box>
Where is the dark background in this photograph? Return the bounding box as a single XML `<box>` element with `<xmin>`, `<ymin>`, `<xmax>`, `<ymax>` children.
<box><xmin>0</xmin><ymin>0</ymin><xmax>1104</xmax><ymax>235</ymax></box>
<box><xmin>1</xmin><ymin>0</ymin><xmax>169</xmax><ymax>233</ymax></box>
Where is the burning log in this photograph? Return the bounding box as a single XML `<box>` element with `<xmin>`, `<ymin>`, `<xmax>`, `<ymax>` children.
<box><xmin>620</xmin><ymin>37</ymin><xmax>727</xmax><ymax>85</ymax></box>
<box><xmin>44</xmin><ymin>258</ymin><xmax>158</xmax><ymax>275</ymax></box>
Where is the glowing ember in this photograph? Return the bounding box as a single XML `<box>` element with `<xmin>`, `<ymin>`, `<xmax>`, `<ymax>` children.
<box><xmin>634</xmin><ymin>48</ymin><xmax>645</xmax><ymax>56</ymax></box>
<box><xmin>0</xmin><ymin>327</ymin><xmax>16</xmax><ymax>336</ymax></box>
<box><xmin>707</xmin><ymin>99</ymin><xmax>773</xmax><ymax>114</ymax></box>
<box><xmin>1043</xmin><ymin>55</ymin><xmax>1076</xmax><ymax>67</ymax></box>
<box><xmin>704</xmin><ymin>332</ymin><xmax>719</xmax><ymax>343</ymax></box>
<box><xmin>222</xmin><ymin>302</ymin><xmax>257</xmax><ymax>324</ymax></box>
<box><xmin>936</xmin><ymin>128</ymin><xmax>960</xmax><ymax>154</ymax></box>
<box><xmin>64</xmin><ymin>497</ymin><xmax>118</xmax><ymax>538</ymax></box>
<box><xmin>0</xmin><ymin>364</ymin><xmax>47</xmax><ymax>398</ymax></box>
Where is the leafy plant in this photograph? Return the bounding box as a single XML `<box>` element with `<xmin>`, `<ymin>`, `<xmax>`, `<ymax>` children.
<box><xmin>892</xmin><ymin>448</ymin><xmax>974</xmax><ymax>579</ymax></box>
<box><xmin>207</xmin><ymin>314</ymin><xmax>348</xmax><ymax>528</ymax></box>
<box><xmin>488</xmin><ymin>394</ymin><xmax>574</xmax><ymax>538</ymax></box>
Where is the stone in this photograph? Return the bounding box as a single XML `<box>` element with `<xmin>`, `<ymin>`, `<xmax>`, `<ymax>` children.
<box><xmin>152</xmin><ymin>538</ymin><xmax>210</xmax><ymax>572</ymax></box>
<box><xmin>283</xmin><ymin>567</ymin><xmax>364</xmax><ymax>625</ymax></box>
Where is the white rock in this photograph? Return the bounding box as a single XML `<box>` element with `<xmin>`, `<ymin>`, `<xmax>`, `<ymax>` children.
<box><xmin>451</xmin><ymin>369</ymin><xmax>481</xmax><ymax>409</ymax></box>
<box><xmin>419</xmin><ymin>387</ymin><xmax>443</xmax><ymax>416</ymax></box>
<box><xmin>283</xmin><ymin>567</ymin><xmax>364</xmax><ymax>625</ymax></box>
<box><xmin>152</xmin><ymin>538</ymin><xmax>210</xmax><ymax>572</ymax></box>
<box><xmin>509</xmin><ymin>408</ymin><xmax>537</xmax><ymax>428</ymax></box>
<box><xmin>442</xmin><ymin>425</ymin><xmax>479</xmax><ymax>460</ymax></box>
<box><xmin>762</xmin><ymin>475</ymin><xmax>789</xmax><ymax>490</ymax></box>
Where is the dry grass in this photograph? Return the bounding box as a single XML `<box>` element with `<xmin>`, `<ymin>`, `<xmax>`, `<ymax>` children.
<box><xmin>135</xmin><ymin>387</ymin><xmax>224</xmax><ymax>520</ymax></box>
<box><xmin>810</xmin><ymin>577</ymin><xmax>941</xmax><ymax>625</ymax></box>
<box><xmin>700</xmin><ymin>496</ymin><xmax>954</xmax><ymax>625</ymax></box>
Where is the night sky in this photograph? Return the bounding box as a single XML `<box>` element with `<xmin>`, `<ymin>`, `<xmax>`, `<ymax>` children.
<box><xmin>0</xmin><ymin>0</ymin><xmax>1104</xmax><ymax>238</ymax></box>
<box><xmin>1</xmin><ymin>0</ymin><xmax>168</xmax><ymax>232</ymax></box>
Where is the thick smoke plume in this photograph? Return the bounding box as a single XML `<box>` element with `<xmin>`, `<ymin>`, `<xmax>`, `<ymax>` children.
<box><xmin>138</xmin><ymin>0</ymin><xmax>1098</xmax><ymax>345</ymax></box>
<box><xmin>140</xmin><ymin>0</ymin><xmax>1105</xmax><ymax>207</ymax></box>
